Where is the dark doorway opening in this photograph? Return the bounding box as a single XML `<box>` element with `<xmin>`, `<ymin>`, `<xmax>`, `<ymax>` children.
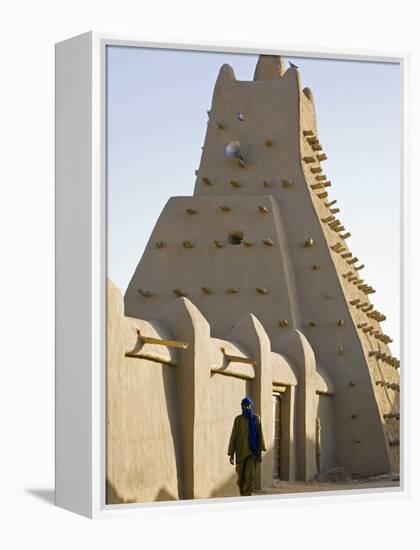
<box><xmin>272</xmin><ymin>392</ymin><xmax>282</xmax><ymax>479</ymax></box>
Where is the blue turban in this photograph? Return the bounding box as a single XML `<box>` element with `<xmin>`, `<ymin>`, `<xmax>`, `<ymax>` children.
<box><xmin>241</xmin><ymin>397</ymin><xmax>259</xmax><ymax>456</ymax></box>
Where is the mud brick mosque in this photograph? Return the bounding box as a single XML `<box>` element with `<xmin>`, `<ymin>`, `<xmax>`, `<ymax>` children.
<box><xmin>106</xmin><ymin>55</ymin><xmax>400</xmax><ymax>504</ymax></box>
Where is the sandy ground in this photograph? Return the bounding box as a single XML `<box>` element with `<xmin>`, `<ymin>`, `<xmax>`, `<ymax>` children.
<box><xmin>252</xmin><ymin>475</ymin><xmax>400</xmax><ymax>496</ymax></box>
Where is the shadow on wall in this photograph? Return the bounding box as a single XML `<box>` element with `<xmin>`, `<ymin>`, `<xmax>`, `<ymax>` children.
<box><xmin>161</xmin><ymin>366</ymin><xmax>184</xmax><ymax>500</ymax></box>
<box><xmin>106</xmin><ymin>446</ymin><xmax>279</xmax><ymax>503</ymax></box>
<box><xmin>107</xmin><ymin>472</ymin><xmax>242</xmax><ymax>503</ymax></box>
<box><xmin>390</xmin><ymin>389</ymin><xmax>400</xmax><ymax>470</ymax></box>
<box><xmin>264</xmin><ymin>443</ymin><xmax>275</xmax><ymax>478</ymax></box>
<box><xmin>107</xmin><ymin>479</ymin><xmax>178</xmax><ymax>504</ymax></box>
<box><xmin>106</xmin><ymin>479</ymin><xmax>124</xmax><ymax>504</ymax></box>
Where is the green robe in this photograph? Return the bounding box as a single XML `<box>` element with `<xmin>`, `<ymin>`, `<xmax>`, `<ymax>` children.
<box><xmin>228</xmin><ymin>413</ymin><xmax>266</xmax><ymax>464</ymax></box>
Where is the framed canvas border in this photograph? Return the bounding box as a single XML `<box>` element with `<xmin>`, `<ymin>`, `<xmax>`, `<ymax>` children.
<box><xmin>55</xmin><ymin>31</ymin><xmax>411</xmax><ymax>519</ymax></box>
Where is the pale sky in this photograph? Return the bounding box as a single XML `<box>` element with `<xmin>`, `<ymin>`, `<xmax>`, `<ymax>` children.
<box><xmin>106</xmin><ymin>46</ymin><xmax>401</xmax><ymax>355</ymax></box>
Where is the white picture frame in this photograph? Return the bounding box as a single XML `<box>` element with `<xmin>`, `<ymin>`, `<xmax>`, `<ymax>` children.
<box><xmin>55</xmin><ymin>31</ymin><xmax>410</xmax><ymax>519</ymax></box>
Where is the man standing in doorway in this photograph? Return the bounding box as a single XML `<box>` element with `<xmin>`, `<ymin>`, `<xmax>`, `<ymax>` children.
<box><xmin>228</xmin><ymin>397</ymin><xmax>266</xmax><ymax>496</ymax></box>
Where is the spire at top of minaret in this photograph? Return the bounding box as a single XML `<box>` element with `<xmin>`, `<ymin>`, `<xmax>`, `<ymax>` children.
<box><xmin>253</xmin><ymin>55</ymin><xmax>285</xmax><ymax>81</ymax></box>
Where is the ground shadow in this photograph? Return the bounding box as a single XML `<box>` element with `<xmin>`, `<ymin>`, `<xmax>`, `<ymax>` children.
<box><xmin>106</xmin><ymin>479</ymin><xmax>124</xmax><ymax>504</ymax></box>
<box><xmin>25</xmin><ymin>488</ymin><xmax>55</xmax><ymax>505</ymax></box>
<box><xmin>155</xmin><ymin>487</ymin><xmax>178</xmax><ymax>501</ymax></box>
<box><xmin>210</xmin><ymin>471</ymin><xmax>239</xmax><ymax>498</ymax></box>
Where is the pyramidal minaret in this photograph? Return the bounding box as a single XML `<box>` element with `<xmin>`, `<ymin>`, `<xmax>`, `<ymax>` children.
<box><xmin>124</xmin><ymin>55</ymin><xmax>400</xmax><ymax>475</ymax></box>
